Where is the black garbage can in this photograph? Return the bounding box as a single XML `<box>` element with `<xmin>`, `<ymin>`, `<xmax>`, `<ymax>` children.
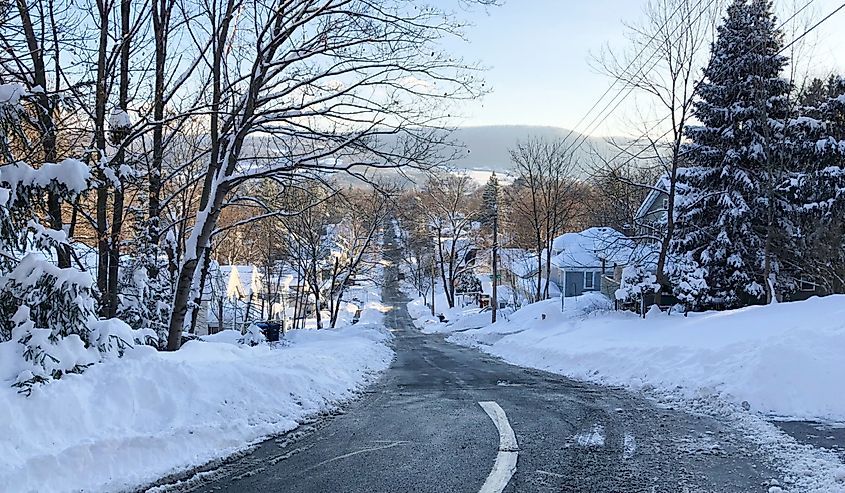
<box><xmin>256</xmin><ymin>322</ymin><xmax>281</xmax><ymax>342</ymax></box>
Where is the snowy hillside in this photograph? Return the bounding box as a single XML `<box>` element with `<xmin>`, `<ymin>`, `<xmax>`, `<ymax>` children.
<box><xmin>446</xmin><ymin>294</ymin><xmax>845</xmax><ymax>422</ymax></box>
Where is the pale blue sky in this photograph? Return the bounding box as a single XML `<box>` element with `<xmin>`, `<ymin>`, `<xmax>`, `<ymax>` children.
<box><xmin>445</xmin><ymin>0</ymin><xmax>845</xmax><ymax>136</ymax></box>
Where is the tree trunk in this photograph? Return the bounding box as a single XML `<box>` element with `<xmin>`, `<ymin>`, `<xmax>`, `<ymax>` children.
<box><xmin>106</xmin><ymin>0</ymin><xmax>131</xmax><ymax>318</ymax></box>
<box><xmin>167</xmin><ymin>257</ymin><xmax>198</xmax><ymax>350</ymax></box>
<box><xmin>16</xmin><ymin>1</ymin><xmax>69</xmax><ymax>268</ymax></box>
<box><xmin>148</xmin><ymin>0</ymin><xmax>171</xmax><ymax>287</ymax></box>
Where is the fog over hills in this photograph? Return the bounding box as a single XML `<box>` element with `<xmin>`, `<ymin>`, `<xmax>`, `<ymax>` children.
<box><xmin>445</xmin><ymin>125</ymin><xmax>613</xmax><ymax>175</ymax></box>
<box><xmin>288</xmin><ymin>125</ymin><xmax>619</xmax><ymax>187</ymax></box>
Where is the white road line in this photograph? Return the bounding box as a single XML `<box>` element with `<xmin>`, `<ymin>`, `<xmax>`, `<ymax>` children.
<box><xmin>478</xmin><ymin>401</ymin><xmax>519</xmax><ymax>493</ymax></box>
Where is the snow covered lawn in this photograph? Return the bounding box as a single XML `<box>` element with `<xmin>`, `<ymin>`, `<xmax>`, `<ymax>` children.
<box><xmin>0</xmin><ymin>321</ymin><xmax>393</xmax><ymax>493</ymax></box>
<box><xmin>445</xmin><ymin>294</ymin><xmax>845</xmax><ymax>423</ymax></box>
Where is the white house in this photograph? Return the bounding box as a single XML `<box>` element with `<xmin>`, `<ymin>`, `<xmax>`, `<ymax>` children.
<box><xmin>205</xmin><ymin>264</ymin><xmax>264</xmax><ymax>334</ymax></box>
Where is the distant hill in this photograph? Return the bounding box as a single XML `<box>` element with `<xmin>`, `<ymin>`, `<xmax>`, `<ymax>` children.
<box><xmin>255</xmin><ymin>125</ymin><xmax>619</xmax><ymax>187</ymax></box>
<box><xmin>444</xmin><ymin>125</ymin><xmax>613</xmax><ymax>174</ymax></box>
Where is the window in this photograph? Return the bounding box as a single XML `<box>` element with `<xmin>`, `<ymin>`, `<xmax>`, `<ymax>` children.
<box><xmin>800</xmin><ymin>277</ymin><xmax>816</xmax><ymax>292</ymax></box>
<box><xmin>584</xmin><ymin>272</ymin><xmax>594</xmax><ymax>290</ymax></box>
<box><xmin>662</xmin><ymin>198</ymin><xmax>669</xmax><ymax>210</ymax></box>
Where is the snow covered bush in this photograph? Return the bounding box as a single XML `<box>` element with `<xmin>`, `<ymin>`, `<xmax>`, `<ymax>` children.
<box><xmin>116</xmin><ymin>215</ymin><xmax>173</xmax><ymax>346</ymax></box>
<box><xmin>669</xmin><ymin>253</ymin><xmax>709</xmax><ymax>312</ymax></box>
<box><xmin>0</xmin><ymin>255</ymin><xmax>131</xmax><ymax>393</ymax></box>
<box><xmin>0</xmin><ymin>94</ymin><xmax>137</xmax><ymax>391</ymax></box>
<box><xmin>0</xmin><ymin>255</ymin><xmax>97</xmax><ymax>341</ymax></box>
<box><xmin>614</xmin><ymin>264</ymin><xmax>660</xmax><ymax>306</ymax></box>
<box><xmin>239</xmin><ymin>323</ymin><xmax>266</xmax><ymax>346</ymax></box>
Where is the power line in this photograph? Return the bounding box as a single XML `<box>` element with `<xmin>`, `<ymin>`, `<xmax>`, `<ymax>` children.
<box><xmin>779</xmin><ymin>2</ymin><xmax>844</xmax><ymax>55</ymax></box>
<box><xmin>566</xmin><ymin>0</ymin><xmax>820</xmax><ymax>162</ymax></box>
<box><xmin>556</xmin><ymin>0</ymin><xmax>701</xmax><ymax>149</ymax></box>
<box><xmin>591</xmin><ymin>0</ymin><xmax>832</xmax><ymax>173</ymax></box>
<box><xmin>560</xmin><ymin>0</ymin><xmax>722</xmax><ymax>159</ymax></box>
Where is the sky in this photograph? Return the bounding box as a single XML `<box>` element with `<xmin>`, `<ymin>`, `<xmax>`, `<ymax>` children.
<box><xmin>442</xmin><ymin>0</ymin><xmax>845</xmax><ymax>137</ymax></box>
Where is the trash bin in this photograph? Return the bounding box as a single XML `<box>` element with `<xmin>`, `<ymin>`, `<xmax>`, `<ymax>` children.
<box><xmin>256</xmin><ymin>322</ymin><xmax>281</xmax><ymax>342</ymax></box>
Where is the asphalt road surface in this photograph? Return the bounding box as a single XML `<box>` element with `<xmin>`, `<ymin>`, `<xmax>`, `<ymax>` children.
<box><xmin>164</xmin><ymin>231</ymin><xmax>777</xmax><ymax>493</ymax></box>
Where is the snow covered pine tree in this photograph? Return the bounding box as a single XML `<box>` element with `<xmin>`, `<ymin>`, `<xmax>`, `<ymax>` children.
<box><xmin>787</xmin><ymin>76</ymin><xmax>845</xmax><ymax>294</ymax></box>
<box><xmin>670</xmin><ymin>0</ymin><xmax>792</xmax><ymax>309</ymax></box>
<box><xmin>0</xmin><ymin>84</ymin><xmax>147</xmax><ymax>393</ymax></box>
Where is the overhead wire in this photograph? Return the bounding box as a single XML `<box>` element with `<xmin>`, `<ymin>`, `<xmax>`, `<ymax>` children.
<box><xmin>588</xmin><ymin>0</ymin><xmax>835</xmax><ymax>173</ymax></box>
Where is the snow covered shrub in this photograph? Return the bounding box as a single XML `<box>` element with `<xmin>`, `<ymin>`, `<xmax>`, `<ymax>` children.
<box><xmin>116</xmin><ymin>220</ymin><xmax>172</xmax><ymax>347</ymax></box>
<box><xmin>239</xmin><ymin>323</ymin><xmax>266</xmax><ymax>346</ymax></box>
<box><xmin>0</xmin><ymin>255</ymin><xmax>97</xmax><ymax>342</ymax></box>
<box><xmin>0</xmin><ymin>256</ymin><xmax>111</xmax><ymax>392</ymax></box>
<box><xmin>11</xmin><ymin>306</ymin><xmax>96</xmax><ymax>394</ymax></box>
<box><xmin>615</xmin><ymin>265</ymin><xmax>660</xmax><ymax>306</ymax></box>
<box><xmin>669</xmin><ymin>253</ymin><xmax>709</xmax><ymax>312</ymax></box>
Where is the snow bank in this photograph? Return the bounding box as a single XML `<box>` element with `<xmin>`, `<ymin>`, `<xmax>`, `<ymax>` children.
<box><xmin>449</xmin><ymin>295</ymin><xmax>845</xmax><ymax>422</ymax></box>
<box><xmin>405</xmin><ymin>290</ymin><xmax>491</xmax><ymax>334</ymax></box>
<box><xmin>0</xmin><ymin>323</ymin><xmax>393</xmax><ymax>493</ymax></box>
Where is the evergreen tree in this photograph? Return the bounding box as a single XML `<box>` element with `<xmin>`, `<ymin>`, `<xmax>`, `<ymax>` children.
<box><xmin>787</xmin><ymin>76</ymin><xmax>845</xmax><ymax>294</ymax></box>
<box><xmin>116</xmin><ymin>209</ymin><xmax>173</xmax><ymax>346</ymax></box>
<box><xmin>479</xmin><ymin>172</ymin><xmax>500</xmax><ymax>229</ymax></box>
<box><xmin>670</xmin><ymin>0</ymin><xmax>792</xmax><ymax>309</ymax></box>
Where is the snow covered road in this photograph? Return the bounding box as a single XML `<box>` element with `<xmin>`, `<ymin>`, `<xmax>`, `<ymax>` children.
<box><xmin>158</xmin><ymin>228</ymin><xmax>793</xmax><ymax>493</ymax></box>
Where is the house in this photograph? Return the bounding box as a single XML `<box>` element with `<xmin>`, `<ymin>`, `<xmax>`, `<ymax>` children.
<box><xmin>205</xmin><ymin>264</ymin><xmax>264</xmax><ymax>334</ymax></box>
<box><xmin>634</xmin><ymin>174</ymin><xmax>671</xmax><ymax>243</ymax></box>
<box><xmin>498</xmin><ymin>248</ymin><xmax>543</xmax><ymax>304</ymax></box>
<box><xmin>549</xmin><ymin>227</ymin><xmax>636</xmax><ymax>297</ymax></box>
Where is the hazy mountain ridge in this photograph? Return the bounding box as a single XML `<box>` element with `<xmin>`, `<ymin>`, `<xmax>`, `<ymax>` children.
<box><xmin>445</xmin><ymin>125</ymin><xmax>613</xmax><ymax>173</ymax></box>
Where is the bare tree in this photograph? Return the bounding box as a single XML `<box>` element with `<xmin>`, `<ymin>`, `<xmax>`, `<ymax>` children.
<box><xmin>395</xmin><ymin>193</ymin><xmax>435</xmax><ymax>299</ymax></box>
<box><xmin>164</xmin><ymin>0</ymin><xmax>489</xmax><ymax>349</ymax></box>
<box><xmin>325</xmin><ymin>184</ymin><xmax>395</xmax><ymax>328</ymax></box>
<box><xmin>415</xmin><ymin>173</ymin><xmax>480</xmax><ymax>309</ymax></box>
<box><xmin>506</xmin><ymin>137</ymin><xmax>583</xmax><ymax>301</ymax></box>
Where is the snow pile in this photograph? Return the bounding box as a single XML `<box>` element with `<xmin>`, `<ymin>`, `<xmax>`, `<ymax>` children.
<box><xmin>0</xmin><ymin>323</ymin><xmax>393</xmax><ymax>493</ymax></box>
<box><xmin>108</xmin><ymin>108</ymin><xmax>131</xmax><ymax>130</ymax></box>
<box><xmin>449</xmin><ymin>295</ymin><xmax>845</xmax><ymax>422</ymax></box>
<box><xmin>405</xmin><ymin>289</ymin><xmax>491</xmax><ymax>334</ymax></box>
<box><xmin>666</xmin><ymin>393</ymin><xmax>845</xmax><ymax>493</ymax></box>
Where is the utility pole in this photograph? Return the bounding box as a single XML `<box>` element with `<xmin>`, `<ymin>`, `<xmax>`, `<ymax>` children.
<box><xmin>492</xmin><ymin>211</ymin><xmax>498</xmax><ymax>324</ymax></box>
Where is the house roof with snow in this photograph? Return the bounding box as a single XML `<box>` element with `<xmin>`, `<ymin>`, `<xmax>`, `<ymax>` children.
<box><xmin>550</xmin><ymin>227</ymin><xmax>635</xmax><ymax>269</ymax></box>
<box><xmin>219</xmin><ymin>265</ymin><xmax>263</xmax><ymax>299</ymax></box>
<box><xmin>499</xmin><ymin>248</ymin><xmax>542</xmax><ymax>279</ymax></box>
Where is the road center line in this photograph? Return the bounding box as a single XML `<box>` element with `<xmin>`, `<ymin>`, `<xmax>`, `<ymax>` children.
<box><xmin>478</xmin><ymin>401</ymin><xmax>519</xmax><ymax>493</ymax></box>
